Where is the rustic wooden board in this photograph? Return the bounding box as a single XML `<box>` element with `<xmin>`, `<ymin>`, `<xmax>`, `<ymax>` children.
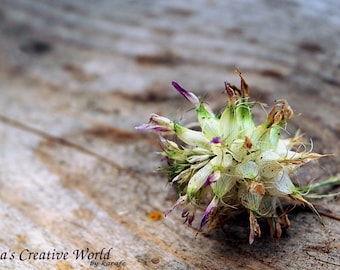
<box><xmin>0</xmin><ymin>0</ymin><xmax>339</xmax><ymax>269</ymax></box>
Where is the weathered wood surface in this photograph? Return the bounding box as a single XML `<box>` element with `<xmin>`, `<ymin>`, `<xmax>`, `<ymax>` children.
<box><xmin>0</xmin><ymin>0</ymin><xmax>339</xmax><ymax>269</ymax></box>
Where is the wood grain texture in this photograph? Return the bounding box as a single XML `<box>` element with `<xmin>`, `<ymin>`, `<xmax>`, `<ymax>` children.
<box><xmin>0</xmin><ymin>0</ymin><xmax>339</xmax><ymax>269</ymax></box>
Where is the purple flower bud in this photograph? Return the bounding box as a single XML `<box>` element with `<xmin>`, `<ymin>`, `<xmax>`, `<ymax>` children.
<box><xmin>165</xmin><ymin>195</ymin><xmax>187</xmax><ymax>217</ymax></box>
<box><xmin>188</xmin><ymin>213</ymin><xmax>195</xmax><ymax>225</ymax></box>
<box><xmin>181</xmin><ymin>208</ymin><xmax>189</xmax><ymax>218</ymax></box>
<box><xmin>210</xmin><ymin>136</ymin><xmax>222</xmax><ymax>144</ymax></box>
<box><xmin>224</xmin><ymin>81</ymin><xmax>234</xmax><ymax>98</ymax></box>
<box><xmin>135</xmin><ymin>123</ymin><xmax>150</xmax><ymax>131</ymax></box>
<box><xmin>136</xmin><ymin>114</ymin><xmax>174</xmax><ymax>132</ymax></box>
<box><xmin>135</xmin><ymin>123</ymin><xmax>171</xmax><ymax>132</ymax></box>
<box><xmin>204</xmin><ymin>171</ymin><xmax>220</xmax><ymax>187</ymax></box>
<box><xmin>172</xmin><ymin>81</ymin><xmax>200</xmax><ymax>108</ymax></box>
<box><xmin>199</xmin><ymin>197</ymin><xmax>218</xmax><ymax>230</ymax></box>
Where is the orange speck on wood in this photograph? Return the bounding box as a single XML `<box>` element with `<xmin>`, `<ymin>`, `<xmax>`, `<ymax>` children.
<box><xmin>148</xmin><ymin>211</ymin><xmax>163</xmax><ymax>221</ymax></box>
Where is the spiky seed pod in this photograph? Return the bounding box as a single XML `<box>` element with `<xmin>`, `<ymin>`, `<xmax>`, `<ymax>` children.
<box><xmin>136</xmin><ymin>72</ymin><xmax>336</xmax><ymax>244</ymax></box>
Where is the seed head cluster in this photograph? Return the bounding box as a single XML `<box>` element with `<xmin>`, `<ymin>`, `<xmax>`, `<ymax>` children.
<box><xmin>137</xmin><ymin>73</ymin><xmax>329</xmax><ymax>244</ymax></box>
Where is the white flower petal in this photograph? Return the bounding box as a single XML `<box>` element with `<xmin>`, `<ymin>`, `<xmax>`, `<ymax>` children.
<box><xmin>187</xmin><ymin>160</ymin><xmax>214</xmax><ymax>196</ymax></box>
<box><xmin>269</xmin><ymin>171</ymin><xmax>295</xmax><ymax>196</ymax></box>
<box><xmin>236</xmin><ymin>161</ymin><xmax>259</xmax><ymax>180</ymax></box>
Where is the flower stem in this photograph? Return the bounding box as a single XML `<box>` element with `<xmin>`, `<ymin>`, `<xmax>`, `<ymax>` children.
<box><xmin>297</xmin><ymin>177</ymin><xmax>340</xmax><ymax>193</ymax></box>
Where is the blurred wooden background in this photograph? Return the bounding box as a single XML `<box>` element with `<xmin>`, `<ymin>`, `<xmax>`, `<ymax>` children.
<box><xmin>0</xmin><ymin>0</ymin><xmax>339</xmax><ymax>269</ymax></box>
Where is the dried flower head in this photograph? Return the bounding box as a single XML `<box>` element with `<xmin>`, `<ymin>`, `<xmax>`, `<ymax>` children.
<box><xmin>136</xmin><ymin>71</ymin><xmax>339</xmax><ymax>244</ymax></box>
